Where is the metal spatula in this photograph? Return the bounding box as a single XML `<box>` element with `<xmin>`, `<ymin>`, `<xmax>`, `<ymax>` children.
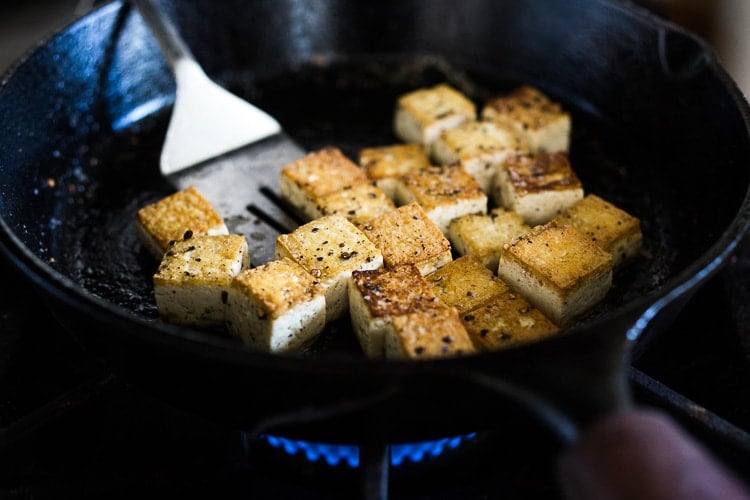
<box><xmin>132</xmin><ymin>0</ymin><xmax>305</xmax><ymax>264</ymax></box>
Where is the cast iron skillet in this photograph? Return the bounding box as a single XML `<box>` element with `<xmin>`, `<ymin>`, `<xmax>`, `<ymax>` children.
<box><xmin>1</xmin><ymin>0</ymin><xmax>749</xmax><ymax>446</ymax></box>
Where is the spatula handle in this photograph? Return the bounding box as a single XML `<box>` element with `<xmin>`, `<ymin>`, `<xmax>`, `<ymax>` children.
<box><xmin>130</xmin><ymin>0</ymin><xmax>195</xmax><ymax>69</ymax></box>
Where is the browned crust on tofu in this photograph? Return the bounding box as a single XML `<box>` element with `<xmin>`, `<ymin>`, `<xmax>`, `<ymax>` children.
<box><xmin>502</xmin><ymin>152</ymin><xmax>582</xmax><ymax>195</ymax></box>
<box><xmin>280</xmin><ymin>146</ymin><xmax>369</xmax><ymax>198</ymax></box>
<box><xmin>361</xmin><ymin>202</ymin><xmax>452</xmax><ymax>273</ymax></box>
<box><xmin>551</xmin><ymin>194</ymin><xmax>643</xmax><ymax>266</ymax></box>
<box><xmin>501</xmin><ymin>223</ymin><xmax>612</xmax><ymax>295</ymax></box>
<box><xmin>396</xmin><ymin>84</ymin><xmax>477</xmax><ymax>133</ymax></box>
<box><xmin>461</xmin><ymin>290</ymin><xmax>559</xmax><ymax>351</ymax></box>
<box><xmin>275</xmin><ymin>214</ymin><xmax>382</xmax><ymax>282</ymax></box>
<box><xmin>447</xmin><ymin>208</ymin><xmax>531</xmax><ymax>270</ymax></box>
<box><xmin>400</xmin><ymin>164</ymin><xmax>486</xmax><ymax>211</ymax></box>
<box><xmin>314</xmin><ymin>182</ymin><xmax>396</xmax><ymax>228</ymax></box>
<box><xmin>388</xmin><ymin>305</ymin><xmax>476</xmax><ymax>359</ymax></box>
<box><xmin>231</xmin><ymin>258</ymin><xmax>324</xmax><ymax>320</ymax></box>
<box><xmin>359</xmin><ymin>143</ymin><xmax>431</xmax><ymax>180</ymax></box>
<box><xmin>482</xmin><ymin>85</ymin><xmax>568</xmax><ymax>132</ymax></box>
<box><xmin>425</xmin><ymin>254</ymin><xmax>510</xmax><ymax>314</ymax></box>
<box><xmin>153</xmin><ymin>233</ymin><xmax>249</xmax><ymax>286</ymax></box>
<box><xmin>136</xmin><ymin>186</ymin><xmax>227</xmax><ymax>256</ymax></box>
<box><xmin>350</xmin><ymin>265</ymin><xmax>441</xmax><ymax>317</ymax></box>
<box><xmin>432</xmin><ymin>119</ymin><xmax>527</xmax><ymax>162</ymax></box>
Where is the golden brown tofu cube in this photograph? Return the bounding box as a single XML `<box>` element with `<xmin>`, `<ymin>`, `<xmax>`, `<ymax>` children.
<box><xmin>481</xmin><ymin>85</ymin><xmax>571</xmax><ymax>153</ymax></box>
<box><xmin>461</xmin><ymin>290</ymin><xmax>559</xmax><ymax>351</ymax></box>
<box><xmin>425</xmin><ymin>254</ymin><xmax>510</xmax><ymax>315</ymax></box>
<box><xmin>349</xmin><ymin>264</ymin><xmax>441</xmax><ymax>358</ymax></box>
<box><xmin>136</xmin><ymin>186</ymin><xmax>228</xmax><ymax>260</ymax></box>
<box><xmin>225</xmin><ymin>257</ymin><xmax>327</xmax><ymax>353</ymax></box>
<box><xmin>275</xmin><ymin>214</ymin><xmax>383</xmax><ymax>321</ymax></box>
<box><xmin>385</xmin><ymin>304</ymin><xmax>476</xmax><ymax>360</ymax></box>
<box><xmin>493</xmin><ymin>151</ymin><xmax>583</xmax><ymax>226</ymax></box>
<box><xmin>396</xmin><ymin>164</ymin><xmax>488</xmax><ymax>234</ymax></box>
<box><xmin>279</xmin><ymin>146</ymin><xmax>369</xmax><ymax>221</ymax></box>
<box><xmin>394</xmin><ymin>83</ymin><xmax>477</xmax><ymax>146</ymax></box>
<box><xmin>313</xmin><ymin>182</ymin><xmax>396</xmax><ymax>229</ymax></box>
<box><xmin>551</xmin><ymin>194</ymin><xmax>643</xmax><ymax>269</ymax></box>
<box><xmin>447</xmin><ymin>208</ymin><xmax>531</xmax><ymax>272</ymax></box>
<box><xmin>358</xmin><ymin>143</ymin><xmax>432</xmax><ymax>200</ymax></box>
<box><xmin>153</xmin><ymin>234</ymin><xmax>249</xmax><ymax>327</ymax></box>
<box><xmin>498</xmin><ymin>223</ymin><xmax>613</xmax><ymax>327</ymax></box>
<box><xmin>361</xmin><ymin>202</ymin><xmax>452</xmax><ymax>276</ymax></box>
<box><xmin>430</xmin><ymin>119</ymin><xmax>528</xmax><ymax>193</ymax></box>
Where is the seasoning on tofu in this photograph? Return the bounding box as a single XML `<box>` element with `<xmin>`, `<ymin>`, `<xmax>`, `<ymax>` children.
<box><xmin>153</xmin><ymin>233</ymin><xmax>249</xmax><ymax>327</ymax></box>
<box><xmin>394</xmin><ymin>83</ymin><xmax>477</xmax><ymax>147</ymax></box>
<box><xmin>136</xmin><ymin>185</ymin><xmax>228</xmax><ymax>260</ymax></box>
<box><xmin>482</xmin><ymin>85</ymin><xmax>571</xmax><ymax>154</ymax></box>
<box><xmin>498</xmin><ymin>222</ymin><xmax>613</xmax><ymax>327</ymax></box>
<box><xmin>493</xmin><ymin>151</ymin><xmax>583</xmax><ymax>226</ymax></box>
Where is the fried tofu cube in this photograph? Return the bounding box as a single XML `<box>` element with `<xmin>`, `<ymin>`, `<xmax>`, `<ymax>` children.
<box><xmin>394</xmin><ymin>83</ymin><xmax>477</xmax><ymax>147</ymax></box>
<box><xmin>136</xmin><ymin>186</ymin><xmax>228</xmax><ymax>260</ymax></box>
<box><xmin>275</xmin><ymin>214</ymin><xmax>383</xmax><ymax>322</ymax></box>
<box><xmin>384</xmin><ymin>304</ymin><xmax>476</xmax><ymax>360</ymax></box>
<box><xmin>425</xmin><ymin>254</ymin><xmax>510</xmax><ymax>315</ymax></box>
<box><xmin>396</xmin><ymin>164</ymin><xmax>488</xmax><ymax>234</ymax></box>
<box><xmin>498</xmin><ymin>223</ymin><xmax>613</xmax><ymax>327</ymax></box>
<box><xmin>349</xmin><ymin>264</ymin><xmax>441</xmax><ymax>358</ymax></box>
<box><xmin>493</xmin><ymin>151</ymin><xmax>583</xmax><ymax>226</ymax></box>
<box><xmin>447</xmin><ymin>208</ymin><xmax>531</xmax><ymax>272</ymax></box>
<box><xmin>430</xmin><ymin>119</ymin><xmax>529</xmax><ymax>193</ymax></box>
<box><xmin>461</xmin><ymin>290</ymin><xmax>559</xmax><ymax>351</ymax></box>
<box><xmin>225</xmin><ymin>257</ymin><xmax>326</xmax><ymax>353</ymax></box>
<box><xmin>279</xmin><ymin>146</ymin><xmax>369</xmax><ymax>221</ymax></box>
<box><xmin>358</xmin><ymin>143</ymin><xmax>431</xmax><ymax>200</ymax></box>
<box><xmin>551</xmin><ymin>194</ymin><xmax>643</xmax><ymax>269</ymax></box>
<box><xmin>153</xmin><ymin>234</ymin><xmax>249</xmax><ymax>327</ymax></box>
<box><xmin>361</xmin><ymin>202</ymin><xmax>452</xmax><ymax>276</ymax></box>
<box><xmin>312</xmin><ymin>182</ymin><xmax>396</xmax><ymax>229</ymax></box>
<box><xmin>481</xmin><ymin>85</ymin><xmax>571</xmax><ymax>153</ymax></box>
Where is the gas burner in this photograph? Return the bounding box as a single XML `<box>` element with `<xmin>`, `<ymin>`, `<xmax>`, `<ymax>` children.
<box><xmin>256</xmin><ymin>432</ymin><xmax>477</xmax><ymax>468</ymax></box>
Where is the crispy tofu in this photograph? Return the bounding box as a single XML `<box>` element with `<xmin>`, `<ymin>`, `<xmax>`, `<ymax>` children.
<box><xmin>396</xmin><ymin>164</ymin><xmax>488</xmax><ymax>234</ymax></box>
<box><xmin>498</xmin><ymin>223</ymin><xmax>613</xmax><ymax>327</ymax></box>
<box><xmin>447</xmin><ymin>208</ymin><xmax>531</xmax><ymax>272</ymax></box>
<box><xmin>425</xmin><ymin>254</ymin><xmax>510</xmax><ymax>315</ymax></box>
<box><xmin>275</xmin><ymin>214</ymin><xmax>383</xmax><ymax>322</ymax></box>
<box><xmin>225</xmin><ymin>257</ymin><xmax>327</xmax><ymax>353</ymax></box>
<box><xmin>493</xmin><ymin>151</ymin><xmax>583</xmax><ymax>226</ymax></box>
<box><xmin>349</xmin><ymin>264</ymin><xmax>441</xmax><ymax>358</ymax></box>
<box><xmin>358</xmin><ymin>143</ymin><xmax>431</xmax><ymax>200</ymax></box>
<box><xmin>481</xmin><ymin>85</ymin><xmax>571</xmax><ymax>153</ymax></box>
<box><xmin>461</xmin><ymin>290</ymin><xmax>559</xmax><ymax>351</ymax></box>
<box><xmin>394</xmin><ymin>83</ymin><xmax>477</xmax><ymax>147</ymax></box>
<box><xmin>430</xmin><ymin>119</ymin><xmax>529</xmax><ymax>193</ymax></box>
<box><xmin>551</xmin><ymin>194</ymin><xmax>643</xmax><ymax>269</ymax></box>
<box><xmin>279</xmin><ymin>146</ymin><xmax>369</xmax><ymax>221</ymax></box>
<box><xmin>136</xmin><ymin>186</ymin><xmax>228</xmax><ymax>260</ymax></box>
<box><xmin>384</xmin><ymin>304</ymin><xmax>476</xmax><ymax>360</ymax></box>
<box><xmin>312</xmin><ymin>182</ymin><xmax>396</xmax><ymax>229</ymax></box>
<box><xmin>153</xmin><ymin>234</ymin><xmax>249</xmax><ymax>327</ymax></box>
<box><xmin>361</xmin><ymin>202</ymin><xmax>452</xmax><ymax>276</ymax></box>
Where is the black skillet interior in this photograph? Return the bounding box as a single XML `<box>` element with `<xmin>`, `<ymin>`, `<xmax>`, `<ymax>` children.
<box><xmin>1</xmin><ymin>0</ymin><xmax>750</xmax><ymax>440</ymax></box>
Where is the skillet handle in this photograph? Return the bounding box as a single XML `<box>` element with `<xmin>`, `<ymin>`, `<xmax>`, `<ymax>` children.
<box><xmin>557</xmin><ymin>409</ymin><xmax>750</xmax><ymax>500</ymax></box>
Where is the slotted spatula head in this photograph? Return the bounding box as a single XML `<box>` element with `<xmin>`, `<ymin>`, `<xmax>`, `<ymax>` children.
<box><xmin>161</xmin><ymin>58</ymin><xmax>282</xmax><ymax>176</ymax></box>
<box><xmin>132</xmin><ymin>0</ymin><xmax>306</xmax><ymax>264</ymax></box>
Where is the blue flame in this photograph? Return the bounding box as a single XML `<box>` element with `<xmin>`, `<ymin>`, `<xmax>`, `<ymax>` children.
<box><xmin>262</xmin><ymin>433</ymin><xmax>476</xmax><ymax>468</ymax></box>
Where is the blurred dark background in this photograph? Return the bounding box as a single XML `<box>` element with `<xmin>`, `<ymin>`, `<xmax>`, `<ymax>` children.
<box><xmin>1</xmin><ymin>0</ymin><xmax>749</xmax><ymax>99</ymax></box>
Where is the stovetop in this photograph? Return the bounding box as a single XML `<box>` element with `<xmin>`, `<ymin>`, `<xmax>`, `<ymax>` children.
<box><xmin>1</xmin><ymin>233</ymin><xmax>749</xmax><ymax>499</ymax></box>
